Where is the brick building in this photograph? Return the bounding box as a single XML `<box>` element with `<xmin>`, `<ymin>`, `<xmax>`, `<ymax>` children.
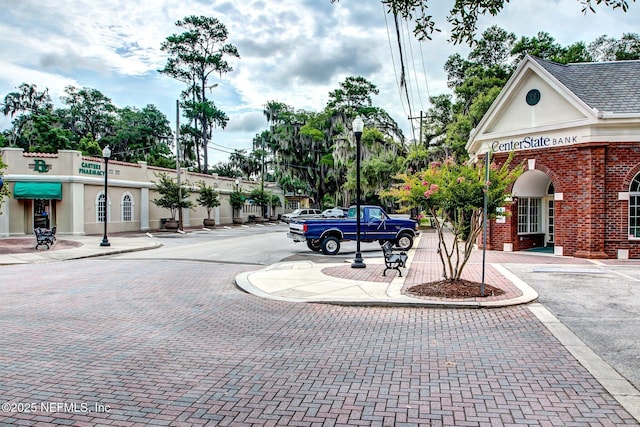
<box><xmin>467</xmin><ymin>55</ymin><xmax>640</xmax><ymax>259</ymax></box>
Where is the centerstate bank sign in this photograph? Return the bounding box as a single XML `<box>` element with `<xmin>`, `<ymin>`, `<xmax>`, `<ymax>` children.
<box><xmin>491</xmin><ymin>134</ymin><xmax>578</xmax><ymax>153</ymax></box>
<box><xmin>78</xmin><ymin>161</ymin><xmax>105</xmax><ymax>176</ymax></box>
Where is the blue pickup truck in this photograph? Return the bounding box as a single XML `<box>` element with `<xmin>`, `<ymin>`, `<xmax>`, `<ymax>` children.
<box><xmin>287</xmin><ymin>205</ymin><xmax>419</xmax><ymax>255</ymax></box>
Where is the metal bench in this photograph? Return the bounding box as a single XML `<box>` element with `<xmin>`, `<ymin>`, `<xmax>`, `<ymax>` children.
<box><xmin>34</xmin><ymin>226</ymin><xmax>56</xmax><ymax>249</ymax></box>
<box><xmin>381</xmin><ymin>241</ymin><xmax>408</xmax><ymax>277</ymax></box>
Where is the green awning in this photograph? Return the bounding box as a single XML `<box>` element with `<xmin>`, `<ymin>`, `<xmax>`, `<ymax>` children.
<box><xmin>13</xmin><ymin>182</ymin><xmax>62</xmax><ymax>200</ymax></box>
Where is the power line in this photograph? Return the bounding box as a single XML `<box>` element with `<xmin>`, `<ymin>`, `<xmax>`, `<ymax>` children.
<box><xmin>382</xmin><ymin>3</ymin><xmax>409</xmax><ymax>117</ymax></box>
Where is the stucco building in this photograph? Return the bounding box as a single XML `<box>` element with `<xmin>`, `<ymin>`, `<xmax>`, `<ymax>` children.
<box><xmin>467</xmin><ymin>55</ymin><xmax>640</xmax><ymax>259</ymax></box>
<box><xmin>0</xmin><ymin>147</ymin><xmax>282</xmax><ymax>237</ymax></box>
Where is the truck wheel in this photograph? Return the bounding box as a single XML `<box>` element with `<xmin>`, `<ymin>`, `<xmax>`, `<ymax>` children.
<box><xmin>321</xmin><ymin>236</ymin><xmax>341</xmax><ymax>255</ymax></box>
<box><xmin>396</xmin><ymin>233</ymin><xmax>414</xmax><ymax>251</ymax></box>
<box><xmin>306</xmin><ymin>239</ymin><xmax>321</xmax><ymax>252</ymax></box>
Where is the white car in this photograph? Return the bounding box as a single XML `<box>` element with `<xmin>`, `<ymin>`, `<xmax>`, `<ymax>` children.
<box><xmin>322</xmin><ymin>208</ymin><xmax>346</xmax><ymax>218</ymax></box>
<box><xmin>282</xmin><ymin>208</ymin><xmax>322</xmax><ymax>223</ymax></box>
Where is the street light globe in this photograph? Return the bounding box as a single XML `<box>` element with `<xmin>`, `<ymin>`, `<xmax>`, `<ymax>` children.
<box><xmin>102</xmin><ymin>145</ymin><xmax>111</xmax><ymax>159</ymax></box>
<box><xmin>352</xmin><ymin>116</ymin><xmax>364</xmax><ymax>134</ymax></box>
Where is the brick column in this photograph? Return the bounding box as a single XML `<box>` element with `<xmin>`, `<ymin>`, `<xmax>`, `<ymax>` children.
<box><xmin>574</xmin><ymin>143</ymin><xmax>608</xmax><ymax>258</ymax></box>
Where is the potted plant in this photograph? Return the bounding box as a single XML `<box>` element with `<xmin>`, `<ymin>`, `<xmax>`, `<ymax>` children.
<box><xmin>230</xmin><ymin>190</ymin><xmax>245</xmax><ymax>224</ymax></box>
<box><xmin>196</xmin><ymin>181</ymin><xmax>220</xmax><ymax>227</ymax></box>
<box><xmin>269</xmin><ymin>194</ymin><xmax>282</xmax><ymax>221</ymax></box>
<box><xmin>249</xmin><ymin>188</ymin><xmax>271</xmax><ymax>220</ymax></box>
<box><xmin>152</xmin><ymin>172</ymin><xmax>194</xmax><ymax>230</ymax></box>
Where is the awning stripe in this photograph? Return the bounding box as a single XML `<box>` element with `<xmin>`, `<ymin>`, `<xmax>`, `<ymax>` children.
<box><xmin>13</xmin><ymin>182</ymin><xmax>62</xmax><ymax>200</ymax></box>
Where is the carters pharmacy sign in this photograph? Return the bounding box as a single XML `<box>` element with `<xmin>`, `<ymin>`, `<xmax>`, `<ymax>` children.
<box><xmin>79</xmin><ymin>161</ymin><xmax>105</xmax><ymax>176</ymax></box>
<box><xmin>491</xmin><ymin>134</ymin><xmax>578</xmax><ymax>153</ymax></box>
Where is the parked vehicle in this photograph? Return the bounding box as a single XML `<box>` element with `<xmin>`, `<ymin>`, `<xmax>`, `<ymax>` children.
<box><xmin>281</xmin><ymin>208</ymin><xmax>322</xmax><ymax>223</ymax></box>
<box><xmin>287</xmin><ymin>205</ymin><xmax>419</xmax><ymax>255</ymax></box>
<box><xmin>322</xmin><ymin>208</ymin><xmax>346</xmax><ymax>218</ymax></box>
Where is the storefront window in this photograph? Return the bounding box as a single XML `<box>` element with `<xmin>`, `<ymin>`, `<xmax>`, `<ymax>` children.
<box><xmin>629</xmin><ymin>174</ymin><xmax>640</xmax><ymax>238</ymax></box>
<box><xmin>518</xmin><ymin>197</ymin><xmax>541</xmax><ymax>234</ymax></box>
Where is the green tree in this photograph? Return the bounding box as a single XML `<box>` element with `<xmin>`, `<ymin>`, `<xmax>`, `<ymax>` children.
<box><xmin>2</xmin><ymin>83</ymin><xmax>52</xmax><ymax>117</ymax></box>
<box><xmin>249</xmin><ymin>188</ymin><xmax>270</xmax><ymax>218</ymax></box>
<box><xmin>229</xmin><ymin>189</ymin><xmax>246</xmax><ymax>220</ymax></box>
<box><xmin>196</xmin><ymin>181</ymin><xmax>220</xmax><ymax>220</ymax></box>
<box><xmin>160</xmin><ymin>15</ymin><xmax>240</xmax><ymax>174</ymax></box>
<box><xmin>210</xmin><ymin>160</ymin><xmax>242</xmax><ymax>178</ymax></box>
<box><xmin>385</xmin><ymin>155</ymin><xmax>523</xmax><ymax>283</ymax></box>
<box><xmin>326</xmin><ymin>76</ymin><xmax>379</xmax><ymax>117</ymax></box>
<box><xmin>512</xmin><ymin>31</ymin><xmax>594</xmax><ymax>63</ymax></box>
<box><xmin>589</xmin><ymin>32</ymin><xmax>640</xmax><ymax>60</ymax></box>
<box><xmin>2</xmin><ymin>83</ymin><xmax>55</xmax><ymax>148</ymax></box>
<box><xmin>151</xmin><ymin>172</ymin><xmax>194</xmax><ymax>220</ymax></box>
<box><xmin>106</xmin><ymin>104</ymin><xmax>173</xmax><ymax>165</ymax></box>
<box><xmin>60</xmin><ymin>86</ymin><xmax>116</xmax><ymax>141</ymax></box>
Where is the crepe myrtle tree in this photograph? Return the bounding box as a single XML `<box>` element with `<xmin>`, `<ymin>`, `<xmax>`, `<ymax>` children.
<box><xmin>385</xmin><ymin>154</ymin><xmax>522</xmax><ymax>282</ymax></box>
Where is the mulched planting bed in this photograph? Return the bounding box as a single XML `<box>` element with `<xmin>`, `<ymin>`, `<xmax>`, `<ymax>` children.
<box><xmin>406</xmin><ymin>279</ymin><xmax>505</xmax><ymax>298</ymax></box>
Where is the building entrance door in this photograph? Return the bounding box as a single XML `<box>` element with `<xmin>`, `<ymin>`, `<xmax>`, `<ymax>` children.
<box><xmin>547</xmin><ymin>199</ymin><xmax>554</xmax><ymax>247</ymax></box>
<box><xmin>34</xmin><ymin>199</ymin><xmax>51</xmax><ymax>229</ymax></box>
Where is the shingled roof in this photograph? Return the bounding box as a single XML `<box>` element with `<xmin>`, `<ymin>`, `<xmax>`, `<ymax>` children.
<box><xmin>531</xmin><ymin>56</ymin><xmax>640</xmax><ymax>114</ymax></box>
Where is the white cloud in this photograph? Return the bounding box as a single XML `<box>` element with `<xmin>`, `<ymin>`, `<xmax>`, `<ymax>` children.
<box><xmin>1</xmin><ymin>0</ymin><xmax>639</xmax><ymax>164</ymax></box>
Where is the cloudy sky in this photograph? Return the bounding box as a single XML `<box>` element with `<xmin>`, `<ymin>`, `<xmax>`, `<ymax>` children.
<box><xmin>1</xmin><ymin>0</ymin><xmax>638</xmax><ymax>164</ymax></box>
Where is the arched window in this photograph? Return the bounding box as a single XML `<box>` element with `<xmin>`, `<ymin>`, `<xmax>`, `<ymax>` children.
<box><xmin>121</xmin><ymin>192</ymin><xmax>134</xmax><ymax>222</ymax></box>
<box><xmin>629</xmin><ymin>173</ymin><xmax>640</xmax><ymax>238</ymax></box>
<box><xmin>95</xmin><ymin>191</ymin><xmax>110</xmax><ymax>223</ymax></box>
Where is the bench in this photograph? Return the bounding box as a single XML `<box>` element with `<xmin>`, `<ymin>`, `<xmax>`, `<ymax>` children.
<box><xmin>381</xmin><ymin>241</ymin><xmax>408</xmax><ymax>277</ymax></box>
<box><xmin>34</xmin><ymin>226</ymin><xmax>56</xmax><ymax>249</ymax></box>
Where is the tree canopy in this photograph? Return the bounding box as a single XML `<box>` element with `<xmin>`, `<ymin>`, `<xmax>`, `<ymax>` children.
<box><xmin>159</xmin><ymin>15</ymin><xmax>240</xmax><ymax>174</ymax></box>
<box><xmin>1</xmin><ymin>83</ymin><xmax>173</xmax><ymax>166</ymax></box>
<box><xmin>333</xmin><ymin>0</ymin><xmax>636</xmax><ymax>44</ymax></box>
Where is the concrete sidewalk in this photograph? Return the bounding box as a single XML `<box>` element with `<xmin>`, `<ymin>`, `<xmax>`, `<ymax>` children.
<box><xmin>0</xmin><ymin>233</ymin><xmax>160</xmax><ymax>265</ymax></box>
<box><xmin>235</xmin><ymin>232</ymin><xmax>538</xmax><ymax>307</ymax></box>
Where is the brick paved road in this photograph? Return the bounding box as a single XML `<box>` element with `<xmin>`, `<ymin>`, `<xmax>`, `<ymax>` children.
<box><xmin>0</xmin><ymin>259</ymin><xmax>637</xmax><ymax>426</ymax></box>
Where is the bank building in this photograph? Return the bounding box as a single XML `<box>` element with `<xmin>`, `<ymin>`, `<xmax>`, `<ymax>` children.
<box><xmin>467</xmin><ymin>55</ymin><xmax>640</xmax><ymax>259</ymax></box>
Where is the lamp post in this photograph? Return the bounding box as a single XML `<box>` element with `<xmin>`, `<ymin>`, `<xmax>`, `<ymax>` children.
<box><xmin>100</xmin><ymin>145</ymin><xmax>111</xmax><ymax>247</ymax></box>
<box><xmin>351</xmin><ymin>116</ymin><xmax>365</xmax><ymax>269</ymax></box>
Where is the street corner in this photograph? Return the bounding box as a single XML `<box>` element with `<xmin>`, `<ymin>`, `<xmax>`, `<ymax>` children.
<box><xmin>235</xmin><ymin>260</ymin><xmax>345</xmax><ymax>302</ymax></box>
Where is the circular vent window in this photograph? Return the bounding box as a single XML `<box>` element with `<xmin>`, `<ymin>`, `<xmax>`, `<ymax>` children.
<box><xmin>526</xmin><ymin>89</ymin><xmax>541</xmax><ymax>106</ymax></box>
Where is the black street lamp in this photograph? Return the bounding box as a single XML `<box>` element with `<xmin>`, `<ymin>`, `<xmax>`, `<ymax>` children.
<box><xmin>100</xmin><ymin>145</ymin><xmax>111</xmax><ymax>247</ymax></box>
<box><xmin>351</xmin><ymin>116</ymin><xmax>365</xmax><ymax>269</ymax></box>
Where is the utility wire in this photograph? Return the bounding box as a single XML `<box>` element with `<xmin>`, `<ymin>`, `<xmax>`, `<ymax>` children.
<box><xmin>404</xmin><ymin>18</ymin><xmax>424</xmax><ymax>112</ymax></box>
<box><xmin>382</xmin><ymin>3</ymin><xmax>409</xmax><ymax>117</ymax></box>
<box><xmin>392</xmin><ymin>11</ymin><xmax>416</xmax><ymax>143</ymax></box>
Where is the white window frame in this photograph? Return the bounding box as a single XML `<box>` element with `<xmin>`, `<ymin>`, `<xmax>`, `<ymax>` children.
<box><xmin>629</xmin><ymin>173</ymin><xmax>640</xmax><ymax>239</ymax></box>
<box><xmin>121</xmin><ymin>192</ymin><xmax>135</xmax><ymax>222</ymax></box>
<box><xmin>95</xmin><ymin>191</ymin><xmax>111</xmax><ymax>223</ymax></box>
<box><xmin>518</xmin><ymin>197</ymin><xmax>541</xmax><ymax>235</ymax></box>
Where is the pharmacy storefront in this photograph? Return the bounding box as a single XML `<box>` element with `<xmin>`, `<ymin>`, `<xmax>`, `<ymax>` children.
<box><xmin>467</xmin><ymin>55</ymin><xmax>640</xmax><ymax>259</ymax></box>
<box><xmin>0</xmin><ymin>147</ymin><xmax>278</xmax><ymax>237</ymax></box>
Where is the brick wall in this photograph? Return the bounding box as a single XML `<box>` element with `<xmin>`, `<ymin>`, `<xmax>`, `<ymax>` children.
<box><xmin>485</xmin><ymin>141</ymin><xmax>640</xmax><ymax>259</ymax></box>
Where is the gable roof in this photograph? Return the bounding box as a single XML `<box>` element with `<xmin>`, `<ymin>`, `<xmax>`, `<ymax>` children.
<box><xmin>466</xmin><ymin>55</ymin><xmax>640</xmax><ymax>158</ymax></box>
<box><xmin>531</xmin><ymin>56</ymin><xmax>640</xmax><ymax>115</ymax></box>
